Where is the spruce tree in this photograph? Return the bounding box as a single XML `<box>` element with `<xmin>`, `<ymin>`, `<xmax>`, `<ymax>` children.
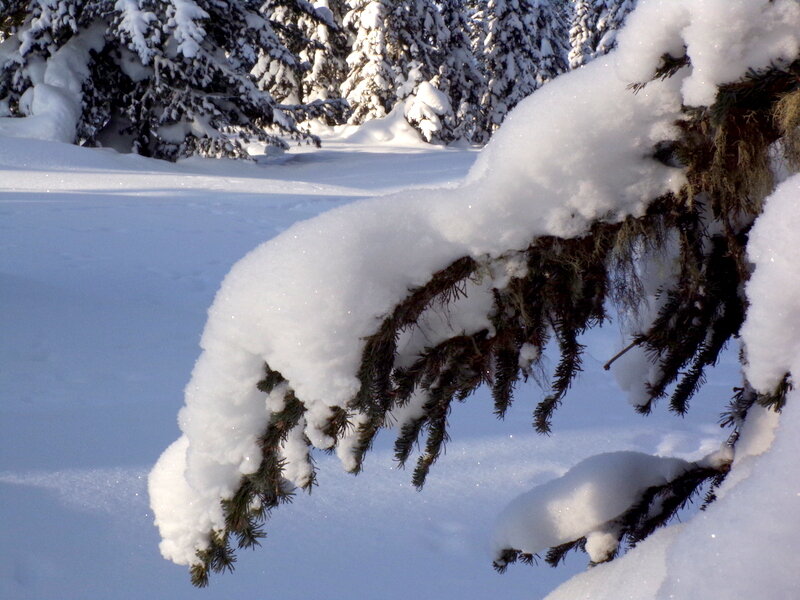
<box><xmin>568</xmin><ymin>0</ymin><xmax>635</xmax><ymax>69</ymax></box>
<box><xmin>341</xmin><ymin>0</ymin><xmax>396</xmax><ymax>123</ymax></box>
<box><xmin>435</xmin><ymin>0</ymin><xmax>486</xmax><ymax>143</ymax></box>
<box><xmin>594</xmin><ymin>0</ymin><xmax>634</xmax><ymax>56</ymax></box>
<box><xmin>0</xmin><ymin>0</ymin><xmax>25</xmax><ymax>41</ymax></box>
<box><xmin>568</xmin><ymin>0</ymin><xmax>600</xmax><ymax>69</ymax></box>
<box><xmin>478</xmin><ymin>0</ymin><xmax>568</xmax><ymax>134</ymax></box>
<box><xmin>0</xmin><ymin>0</ymin><xmax>331</xmax><ymax>159</ymax></box>
<box><xmin>396</xmin><ymin>0</ymin><xmax>454</xmax><ymax>142</ymax></box>
<box><xmin>259</xmin><ymin>0</ymin><xmax>348</xmax><ymax>109</ymax></box>
<box><xmin>249</xmin><ymin>1</ymin><xmax>305</xmax><ymax>106</ymax></box>
<box><xmin>297</xmin><ymin>0</ymin><xmax>349</xmax><ymax>108</ymax></box>
<box><xmin>342</xmin><ymin>0</ymin><xmax>484</xmax><ymax>144</ymax></box>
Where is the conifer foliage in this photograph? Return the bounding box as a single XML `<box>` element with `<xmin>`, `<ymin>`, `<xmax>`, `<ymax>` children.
<box><xmin>434</xmin><ymin>0</ymin><xmax>485</xmax><ymax>143</ymax></box>
<box><xmin>1</xmin><ymin>0</ymin><xmax>588</xmax><ymax>152</ymax></box>
<box><xmin>297</xmin><ymin>0</ymin><xmax>349</xmax><ymax>107</ymax></box>
<box><xmin>478</xmin><ymin>0</ymin><xmax>568</xmax><ymax>134</ymax></box>
<box><xmin>568</xmin><ymin>0</ymin><xmax>634</xmax><ymax>69</ymax></box>
<box><xmin>0</xmin><ymin>0</ymin><xmax>339</xmax><ymax>159</ymax></box>
<box><xmin>175</xmin><ymin>36</ymin><xmax>800</xmax><ymax>589</ymax></box>
<box><xmin>341</xmin><ymin>0</ymin><xmax>448</xmax><ymax>134</ymax></box>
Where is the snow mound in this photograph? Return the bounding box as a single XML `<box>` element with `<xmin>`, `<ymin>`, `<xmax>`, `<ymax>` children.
<box><xmin>741</xmin><ymin>174</ymin><xmax>800</xmax><ymax>392</ymax></box>
<box><xmin>339</xmin><ymin>104</ymin><xmax>426</xmax><ymax>146</ymax></box>
<box><xmin>0</xmin><ymin>25</ymin><xmax>105</xmax><ymax>143</ymax></box>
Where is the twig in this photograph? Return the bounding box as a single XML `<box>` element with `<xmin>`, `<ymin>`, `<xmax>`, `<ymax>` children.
<box><xmin>603</xmin><ymin>339</ymin><xmax>640</xmax><ymax>371</ymax></box>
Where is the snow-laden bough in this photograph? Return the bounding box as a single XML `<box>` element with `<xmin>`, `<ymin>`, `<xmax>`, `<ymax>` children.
<box><xmin>149</xmin><ymin>0</ymin><xmax>800</xmax><ymax>586</ymax></box>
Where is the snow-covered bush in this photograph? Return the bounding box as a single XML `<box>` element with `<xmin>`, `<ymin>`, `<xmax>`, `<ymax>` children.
<box><xmin>149</xmin><ymin>0</ymin><xmax>800</xmax><ymax>593</ymax></box>
<box><xmin>403</xmin><ymin>80</ymin><xmax>450</xmax><ymax>142</ymax></box>
<box><xmin>0</xmin><ymin>0</ymin><xmax>344</xmax><ymax>159</ymax></box>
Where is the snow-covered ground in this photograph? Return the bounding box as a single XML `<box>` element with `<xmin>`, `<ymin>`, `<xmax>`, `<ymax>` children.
<box><xmin>0</xmin><ymin>133</ymin><xmax>734</xmax><ymax>599</ymax></box>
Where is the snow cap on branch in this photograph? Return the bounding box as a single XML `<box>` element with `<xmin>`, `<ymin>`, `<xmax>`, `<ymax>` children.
<box><xmin>149</xmin><ymin>0</ymin><xmax>800</xmax><ymax>581</ymax></box>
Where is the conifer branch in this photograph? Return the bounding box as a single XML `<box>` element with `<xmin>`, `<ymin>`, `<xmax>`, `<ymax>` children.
<box><xmin>186</xmin><ymin>51</ymin><xmax>800</xmax><ymax>588</ymax></box>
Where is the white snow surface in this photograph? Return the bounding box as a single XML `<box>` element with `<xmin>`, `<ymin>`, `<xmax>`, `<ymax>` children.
<box><xmin>545</xmin><ymin>394</ymin><xmax>800</xmax><ymax>600</ymax></box>
<box><xmin>741</xmin><ymin>173</ymin><xmax>800</xmax><ymax>393</ymax></box>
<box><xmin>151</xmin><ymin>0</ymin><xmax>800</xmax><ymax>569</ymax></box>
<box><xmin>2</xmin><ymin>1</ymin><xmax>799</xmax><ymax>598</ymax></box>
<box><xmin>10</xmin><ymin>134</ymin><xmax>607</xmax><ymax>600</ymax></box>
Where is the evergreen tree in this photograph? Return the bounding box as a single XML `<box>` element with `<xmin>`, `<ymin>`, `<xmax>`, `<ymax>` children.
<box><xmin>594</xmin><ymin>0</ymin><xmax>634</xmax><ymax>56</ymax></box>
<box><xmin>297</xmin><ymin>0</ymin><xmax>349</xmax><ymax>107</ymax></box>
<box><xmin>568</xmin><ymin>0</ymin><xmax>600</xmax><ymax>68</ymax></box>
<box><xmin>569</xmin><ymin>0</ymin><xmax>635</xmax><ymax>69</ymax></box>
<box><xmin>434</xmin><ymin>0</ymin><xmax>486</xmax><ymax>143</ymax></box>
<box><xmin>0</xmin><ymin>0</ymin><xmax>26</xmax><ymax>41</ymax></box>
<box><xmin>341</xmin><ymin>0</ymin><xmax>396</xmax><ymax>123</ymax></box>
<box><xmin>249</xmin><ymin>1</ymin><xmax>305</xmax><ymax>105</ymax></box>
<box><xmin>478</xmin><ymin>0</ymin><xmax>568</xmax><ymax>134</ymax></box>
<box><xmin>342</xmin><ymin>0</ymin><xmax>468</xmax><ymax>141</ymax></box>
<box><xmin>259</xmin><ymin>0</ymin><xmax>347</xmax><ymax>108</ymax></box>
<box><xmin>0</xmin><ymin>0</ymin><xmax>333</xmax><ymax>159</ymax></box>
<box><xmin>396</xmin><ymin>0</ymin><xmax>452</xmax><ymax>142</ymax></box>
<box><xmin>342</xmin><ymin>0</ymin><xmax>451</xmax><ymax>139</ymax></box>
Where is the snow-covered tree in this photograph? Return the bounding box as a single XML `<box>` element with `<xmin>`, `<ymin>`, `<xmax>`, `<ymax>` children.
<box><xmin>594</xmin><ymin>0</ymin><xmax>634</xmax><ymax>56</ymax></box>
<box><xmin>568</xmin><ymin>0</ymin><xmax>599</xmax><ymax>68</ymax></box>
<box><xmin>342</xmin><ymin>0</ymin><xmax>460</xmax><ymax>141</ymax></box>
<box><xmin>0</xmin><ymin>0</ymin><xmax>331</xmax><ymax>159</ymax></box>
<box><xmin>248</xmin><ymin>1</ymin><xmax>305</xmax><ymax>106</ymax></box>
<box><xmin>432</xmin><ymin>0</ymin><xmax>486</xmax><ymax>143</ymax></box>
<box><xmin>258</xmin><ymin>0</ymin><xmax>347</xmax><ymax>111</ymax></box>
<box><xmin>394</xmin><ymin>0</ymin><xmax>450</xmax><ymax>141</ymax></box>
<box><xmin>0</xmin><ymin>0</ymin><xmax>25</xmax><ymax>41</ymax></box>
<box><xmin>569</xmin><ymin>0</ymin><xmax>635</xmax><ymax>69</ymax></box>
<box><xmin>341</xmin><ymin>0</ymin><xmax>395</xmax><ymax>123</ymax></box>
<box><xmin>478</xmin><ymin>0</ymin><xmax>568</xmax><ymax>134</ymax></box>
<box><xmin>148</xmin><ymin>0</ymin><xmax>800</xmax><ymax>590</ymax></box>
<box><xmin>297</xmin><ymin>0</ymin><xmax>349</xmax><ymax>107</ymax></box>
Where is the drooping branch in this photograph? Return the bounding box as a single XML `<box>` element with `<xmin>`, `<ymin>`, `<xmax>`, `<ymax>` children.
<box><xmin>189</xmin><ymin>55</ymin><xmax>800</xmax><ymax>588</ymax></box>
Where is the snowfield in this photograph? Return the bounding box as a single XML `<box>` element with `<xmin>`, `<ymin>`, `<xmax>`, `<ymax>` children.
<box><xmin>1</xmin><ymin>133</ymin><xmax>736</xmax><ymax>599</ymax></box>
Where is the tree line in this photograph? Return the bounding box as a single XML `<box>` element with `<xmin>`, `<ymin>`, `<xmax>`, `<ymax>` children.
<box><xmin>0</xmin><ymin>0</ymin><xmax>633</xmax><ymax>159</ymax></box>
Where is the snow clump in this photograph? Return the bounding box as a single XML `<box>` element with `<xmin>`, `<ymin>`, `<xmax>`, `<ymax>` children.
<box><xmin>491</xmin><ymin>451</ymin><xmax>690</xmax><ymax>565</ymax></box>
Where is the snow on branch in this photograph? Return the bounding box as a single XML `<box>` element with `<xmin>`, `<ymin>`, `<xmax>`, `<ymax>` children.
<box><xmin>491</xmin><ymin>449</ymin><xmax>732</xmax><ymax>571</ymax></box>
<box><xmin>149</xmin><ymin>0</ymin><xmax>800</xmax><ymax>586</ymax></box>
<box><xmin>113</xmin><ymin>0</ymin><xmax>157</xmax><ymax>64</ymax></box>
